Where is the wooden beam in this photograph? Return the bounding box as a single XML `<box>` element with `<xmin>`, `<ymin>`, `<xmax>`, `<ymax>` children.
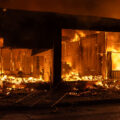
<box><xmin>53</xmin><ymin>28</ymin><xmax>62</xmax><ymax>86</ymax></box>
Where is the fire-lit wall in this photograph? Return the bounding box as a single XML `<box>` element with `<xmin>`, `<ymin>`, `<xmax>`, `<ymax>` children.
<box><xmin>0</xmin><ymin>48</ymin><xmax>32</xmax><ymax>75</ymax></box>
<box><xmin>106</xmin><ymin>32</ymin><xmax>120</xmax><ymax>79</ymax></box>
<box><xmin>34</xmin><ymin>49</ymin><xmax>53</xmax><ymax>82</ymax></box>
<box><xmin>62</xmin><ymin>29</ymin><xmax>120</xmax><ymax>81</ymax></box>
<box><xmin>0</xmin><ymin>48</ymin><xmax>53</xmax><ymax>82</ymax></box>
<box><xmin>80</xmin><ymin>32</ymin><xmax>106</xmax><ymax>76</ymax></box>
<box><xmin>62</xmin><ymin>29</ymin><xmax>106</xmax><ymax>81</ymax></box>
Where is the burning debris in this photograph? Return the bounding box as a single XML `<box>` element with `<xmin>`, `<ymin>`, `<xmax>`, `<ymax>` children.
<box><xmin>0</xmin><ymin>47</ymin><xmax>53</xmax><ymax>95</ymax></box>
<box><xmin>61</xmin><ymin>29</ymin><xmax>120</xmax><ymax>92</ymax></box>
<box><xmin>62</xmin><ymin>62</ymin><xmax>103</xmax><ymax>88</ymax></box>
<box><xmin>0</xmin><ymin>29</ymin><xmax>120</xmax><ymax>107</ymax></box>
<box><xmin>0</xmin><ymin>29</ymin><xmax>120</xmax><ymax>97</ymax></box>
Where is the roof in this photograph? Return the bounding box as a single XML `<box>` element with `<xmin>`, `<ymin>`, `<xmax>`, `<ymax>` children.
<box><xmin>0</xmin><ymin>8</ymin><xmax>120</xmax><ymax>49</ymax></box>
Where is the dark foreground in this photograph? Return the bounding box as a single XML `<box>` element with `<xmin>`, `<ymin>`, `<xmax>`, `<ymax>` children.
<box><xmin>1</xmin><ymin>103</ymin><xmax>120</xmax><ymax>120</ymax></box>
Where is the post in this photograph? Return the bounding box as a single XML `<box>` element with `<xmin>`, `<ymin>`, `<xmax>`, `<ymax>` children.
<box><xmin>107</xmin><ymin>52</ymin><xmax>112</xmax><ymax>79</ymax></box>
<box><xmin>53</xmin><ymin>28</ymin><xmax>62</xmax><ymax>86</ymax></box>
<box><xmin>0</xmin><ymin>38</ymin><xmax>4</xmax><ymax>76</ymax></box>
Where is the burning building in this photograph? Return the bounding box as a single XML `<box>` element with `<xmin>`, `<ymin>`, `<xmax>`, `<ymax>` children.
<box><xmin>0</xmin><ymin>8</ymin><xmax>120</xmax><ymax>107</ymax></box>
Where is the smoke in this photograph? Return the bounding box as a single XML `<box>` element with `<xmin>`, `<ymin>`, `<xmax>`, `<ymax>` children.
<box><xmin>0</xmin><ymin>0</ymin><xmax>120</xmax><ymax>19</ymax></box>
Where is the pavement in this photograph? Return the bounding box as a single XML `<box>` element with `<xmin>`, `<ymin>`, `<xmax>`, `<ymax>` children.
<box><xmin>1</xmin><ymin>103</ymin><xmax>120</xmax><ymax>120</ymax></box>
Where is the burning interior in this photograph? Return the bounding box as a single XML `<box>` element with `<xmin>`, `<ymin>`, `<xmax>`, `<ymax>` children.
<box><xmin>1</xmin><ymin>29</ymin><xmax>120</xmax><ymax>96</ymax></box>
<box><xmin>1</xmin><ymin>9</ymin><xmax>120</xmax><ymax>107</ymax></box>
<box><xmin>0</xmin><ymin>40</ymin><xmax>53</xmax><ymax>94</ymax></box>
<box><xmin>61</xmin><ymin>29</ymin><xmax>120</xmax><ymax>90</ymax></box>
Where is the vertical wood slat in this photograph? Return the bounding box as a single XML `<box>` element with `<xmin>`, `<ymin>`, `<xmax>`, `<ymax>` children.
<box><xmin>107</xmin><ymin>52</ymin><xmax>112</xmax><ymax>79</ymax></box>
<box><xmin>80</xmin><ymin>33</ymin><xmax>105</xmax><ymax>76</ymax></box>
<box><xmin>112</xmin><ymin>71</ymin><xmax>120</xmax><ymax>79</ymax></box>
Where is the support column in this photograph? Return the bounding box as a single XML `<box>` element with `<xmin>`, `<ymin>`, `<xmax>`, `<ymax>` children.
<box><xmin>53</xmin><ymin>29</ymin><xmax>62</xmax><ymax>86</ymax></box>
<box><xmin>107</xmin><ymin>52</ymin><xmax>112</xmax><ymax>79</ymax></box>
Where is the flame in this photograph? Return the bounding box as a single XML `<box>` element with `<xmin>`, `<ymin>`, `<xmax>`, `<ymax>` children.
<box><xmin>62</xmin><ymin>70</ymin><xmax>102</xmax><ymax>82</ymax></box>
<box><xmin>71</xmin><ymin>33</ymin><xmax>80</xmax><ymax>42</ymax></box>
<box><xmin>0</xmin><ymin>74</ymin><xmax>45</xmax><ymax>90</ymax></box>
<box><xmin>0</xmin><ymin>48</ymin><xmax>52</xmax><ymax>92</ymax></box>
<box><xmin>62</xmin><ymin>30</ymin><xmax>120</xmax><ymax>91</ymax></box>
<box><xmin>106</xmin><ymin>32</ymin><xmax>120</xmax><ymax>70</ymax></box>
<box><xmin>62</xmin><ymin>69</ymin><xmax>81</xmax><ymax>81</ymax></box>
<box><xmin>62</xmin><ymin>30</ymin><xmax>103</xmax><ymax>87</ymax></box>
<box><xmin>62</xmin><ymin>66</ymin><xmax>103</xmax><ymax>87</ymax></box>
<box><xmin>78</xmin><ymin>31</ymin><xmax>86</xmax><ymax>37</ymax></box>
<box><xmin>70</xmin><ymin>31</ymin><xmax>86</xmax><ymax>42</ymax></box>
<box><xmin>107</xmin><ymin>46</ymin><xmax>120</xmax><ymax>70</ymax></box>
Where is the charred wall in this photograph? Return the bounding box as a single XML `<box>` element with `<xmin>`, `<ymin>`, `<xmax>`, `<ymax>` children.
<box><xmin>80</xmin><ymin>32</ymin><xmax>105</xmax><ymax>76</ymax></box>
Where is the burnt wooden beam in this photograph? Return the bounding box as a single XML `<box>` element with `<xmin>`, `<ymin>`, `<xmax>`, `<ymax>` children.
<box><xmin>107</xmin><ymin>52</ymin><xmax>112</xmax><ymax>79</ymax></box>
<box><xmin>53</xmin><ymin>28</ymin><xmax>62</xmax><ymax>86</ymax></box>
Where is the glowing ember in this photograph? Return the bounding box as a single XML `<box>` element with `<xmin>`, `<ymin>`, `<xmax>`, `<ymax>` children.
<box><xmin>0</xmin><ymin>75</ymin><xmax>45</xmax><ymax>89</ymax></box>
<box><xmin>62</xmin><ymin>69</ymin><xmax>103</xmax><ymax>87</ymax></box>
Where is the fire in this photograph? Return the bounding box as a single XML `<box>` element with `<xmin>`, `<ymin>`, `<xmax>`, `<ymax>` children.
<box><xmin>0</xmin><ymin>74</ymin><xmax>45</xmax><ymax>90</ymax></box>
<box><xmin>62</xmin><ymin>69</ymin><xmax>81</xmax><ymax>81</ymax></box>
<box><xmin>62</xmin><ymin>65</ymin><xmax>103</xmax><ymax>87</ymax></box>
<box><xmin>70</xmin><ymin>31</ymin><xmax>86</xmax><ymax>42</ymax></box>
<box><xmin>62</xmin><ymin>29</ymin><xmax>120</xmax><ymax>91</ymax></box>
<box><xmin>78</xmin><ymin>31</ymin><xmax>86</xmax><ymax>37</ymax></box>
<box><xmin>106</xmin><ymin>32</ymin><xmax>120</xmax><ymax>70</ymax></box>
<box><xmin>62</xmin><ymin>69</ymin><xmax>102</xmax><ymax>82</ymax></box>
<box><xmin>107</xmin><ymin>46</ymin><xmax>120</xmax><ymax>70</ymax></box>
<box><xmin>0</xmin><ymin>47</ymin><xmax>53</xmax><ymax>93</ymax></box>
<box><xmin>71</xmin><ymin>33</ymin><xmax>80</xmax><ymax>42</ymax></box>
<box><xmin>62</xmin><ymin>30</ymin><xmax>103</xmax><ymax>87</ymax></box>
<box><xmin>1</xmin><ymin>75</ymin><xmax>45</xmax><ymax>84</ymax></box>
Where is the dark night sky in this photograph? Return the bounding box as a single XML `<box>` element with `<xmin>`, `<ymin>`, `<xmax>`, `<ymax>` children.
<box><xmin>0</xmin><ymin>0</ymin><xmax>120</xmax><ymax>19</ymax></box>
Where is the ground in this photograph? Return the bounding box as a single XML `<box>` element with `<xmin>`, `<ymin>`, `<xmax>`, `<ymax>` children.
<box><xmin>0</xmin><ymin>103</ymin><xmax>120</xmax><ymax>120</ymax></box>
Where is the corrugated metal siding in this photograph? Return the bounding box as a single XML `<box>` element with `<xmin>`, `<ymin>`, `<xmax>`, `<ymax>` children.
<box><xmin>112</xmin><ymin>71</ymin><xmax>120</xmax><ymax>79</ymax></box>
